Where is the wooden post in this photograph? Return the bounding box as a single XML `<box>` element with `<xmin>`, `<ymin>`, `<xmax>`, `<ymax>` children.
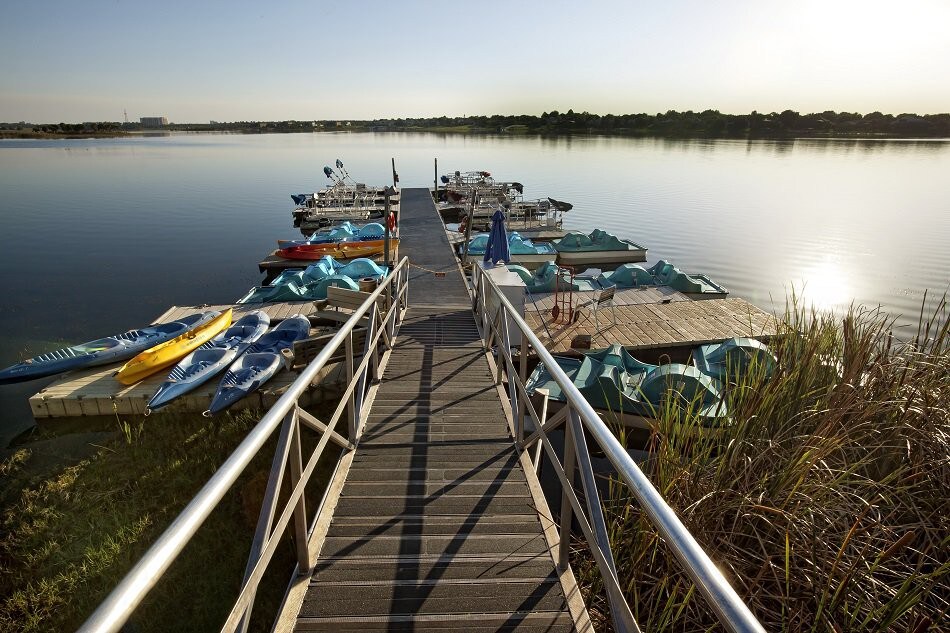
<box><xmin>434</xmin><ymin>157</ymin><xmax>438</xmax><ymax>201</ymax></box>
<box><xmin>391</xmin><ymin>157</ymin><xmax>398</xmax><ymax>188</ymax></box>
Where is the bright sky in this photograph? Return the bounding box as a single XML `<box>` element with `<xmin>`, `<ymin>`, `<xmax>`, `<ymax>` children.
<box><xmin>1</xmin><ymin>0</ymin><xmax>948</xmax><ymax>123</ymax></box>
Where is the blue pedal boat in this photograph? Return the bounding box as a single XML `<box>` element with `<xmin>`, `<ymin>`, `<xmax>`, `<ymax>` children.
<box><xmin>526</xmin><ymin>344</ymin><xmax>728</xmax><ymax>431</ymax></box>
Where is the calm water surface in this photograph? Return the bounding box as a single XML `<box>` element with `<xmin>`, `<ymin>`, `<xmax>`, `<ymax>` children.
<box><xmin>1</xmin><ymin>132</ymin><xmax>948</xmax><ymax>441</ymax></box>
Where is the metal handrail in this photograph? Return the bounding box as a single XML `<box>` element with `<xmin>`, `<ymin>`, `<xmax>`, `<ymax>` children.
<box><xmin>78</xmin><ymin>257</ymin><xmax>410</xmax><ymax>633</ymax></box>
<box><xmin>471</xmin><ymin>263</ymin><xmax>765</xmax><ymax>633</ymax></box>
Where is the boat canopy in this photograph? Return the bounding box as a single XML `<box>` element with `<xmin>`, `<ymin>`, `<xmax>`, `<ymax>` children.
<box><xmin>648</xmin><ymin>260</ymin><xmax>727</xmax><ymax>295</ymax></box>
<box><xmin>240</xmin><ymin>256</ymin><xmax>386</xmax><ymax>304</ymax></box>
<box><xmin>465</xmin><ymin>232</ymin><xmax>556</xmax><ymax>256</ymax></box>
<box><xmin>598</xmin><ymin>263</ymin><xmax>654</xmax><ymax>288</ymax></box>
<box><xmin>357</xmin><ymin>223</ymin><xmax>386</xmax><ymax>239</ymax></box>
<box><xmin>509</xmin><ymin>261</ymin><xmax>600</xmax><ymax>293</ymax></box>
<box><xmin>555</xmin><ymin>229</ymin><xmax>640</xmax><ymax>253</ymax></box>
<box><xmin>693</xmin><ymin>337</ymin><xmax>777</xmax><ymax>381</ymax></box>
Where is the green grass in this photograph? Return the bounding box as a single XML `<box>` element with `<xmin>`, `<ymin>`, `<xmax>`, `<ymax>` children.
<box><xmin>0</xmin><ymin>405</ymin><xmax>338</xmax><ymax>632</ymax></box>
<box><xmin>576</xmin><ymin>297</ymin><xmax>950</xmax><ymax>631</ymax></box>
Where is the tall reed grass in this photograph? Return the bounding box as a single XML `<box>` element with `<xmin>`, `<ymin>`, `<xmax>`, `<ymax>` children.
<box><xmin>584</xmin><ymin>297</ymin><xmax>949</xmax><ymax>631</ymax></box>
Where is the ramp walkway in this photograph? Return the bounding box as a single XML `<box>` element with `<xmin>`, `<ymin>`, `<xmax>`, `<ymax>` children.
<box><xmin>297</xmin><ymin>307</ymin><xmax>577</xmax><ymax>630</ymax></box>
<box><xmin>295</xmin><ymin>189</ymin><xmax>582</xmax><ymax>630</ymax></box>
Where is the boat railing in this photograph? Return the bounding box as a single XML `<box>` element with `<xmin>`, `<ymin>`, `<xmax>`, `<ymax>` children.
<box><xmin>506</xmin><ymin>198</ymin><xmax>562</xmax><ymax>228</ymax></box>
<box><xmin>470</xmin><ymin>263</ymin><xmax>765</xmax><ymax>633</ymax></box>
<box><xmin>77</xmin><ymin>257</ymin><xmax>411</xmax><ymax>633</ymax></box>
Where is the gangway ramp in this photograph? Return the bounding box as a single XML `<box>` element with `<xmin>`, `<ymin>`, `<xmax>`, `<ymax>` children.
<box><xmin>294</xmin><ymin>306</ymin><xmax>585</xmax><ymax>631</ymax></box>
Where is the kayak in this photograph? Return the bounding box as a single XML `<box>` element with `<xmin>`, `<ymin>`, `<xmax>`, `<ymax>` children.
<box><xmin>0</xmin><ymin>312</ymin><xmax>216</xmax><ymax>385</ymax></box>
<box><xmin>146</xmin><ymin>311</ymin><xmax>271</xmax><ymax>412</ymax></box>
<box><xmin>206</xmin><ymin>315</ymin><xmax>311</xmax><ymax>414</ymax></box>
<box><xmin>277</xmin><ymin>238</ymin><xmax>399</xmax><ymax>261</ymax></box>
<box><xmin>115</xmin><ymin>309</ymin><xmax>233</xmax><ymax>385</ymax></box>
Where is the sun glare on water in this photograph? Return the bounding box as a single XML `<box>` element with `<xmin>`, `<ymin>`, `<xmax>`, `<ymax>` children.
<box><xmin>792</xmin><ymin>257</ymin><xmax>853</xmax><ymax>313</ymax></box>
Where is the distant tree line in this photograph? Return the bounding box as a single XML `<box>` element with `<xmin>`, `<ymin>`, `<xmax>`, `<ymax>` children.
<box><xmin>5</xmin><ymin>110</ymin><xmax>949</xmax><ymax>138</ymax></box>
<box><xmin>357</xmin><ymin>109</ymin><xmax>950</xmax><ymax>138</ymax></box>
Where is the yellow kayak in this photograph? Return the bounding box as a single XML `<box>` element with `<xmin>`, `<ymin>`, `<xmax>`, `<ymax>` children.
<box><xmin>115</xmin><ymin>309</ymin><xmax>233</xmax><ymax>385</ymax></box>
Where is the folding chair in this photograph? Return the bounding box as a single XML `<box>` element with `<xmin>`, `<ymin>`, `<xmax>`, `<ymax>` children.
<box><xmin>590</xmin><ymin>286</ymin><xmax>617</xmax><ymax>336</ymax></box>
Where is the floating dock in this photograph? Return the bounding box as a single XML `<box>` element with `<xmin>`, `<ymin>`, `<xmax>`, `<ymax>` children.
<box><xmin>525</xmin><ymin>296</ymin><xmax>777</xmax><ymax>355</ymax></box>
<box><xmin>28</xmin><ymin>301</ymin><xmax>337</xmax><ymax>419</ymax></box>
<box><xmin>28</xmin><ymin>362</ymin><xmax>315</xmax><ymax>419</ymax></box>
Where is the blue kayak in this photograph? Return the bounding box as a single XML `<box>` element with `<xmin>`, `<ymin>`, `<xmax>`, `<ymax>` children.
<box><xmin>206</xmin><ymin>315</ymin><xmax>311</xmax><ymax>414</ymax></box>
<box><xmin>0</xmin><ymin>312</ymin><xmax>216</xmax><ymax>385</ymax></box>
<box><xmin>146</xmin><ymin>311</ymin><xmax>271</xmax><ymax>413</ymax></box>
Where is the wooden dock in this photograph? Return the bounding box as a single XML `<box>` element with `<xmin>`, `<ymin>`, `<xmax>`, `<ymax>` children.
<box><xmin>154</xmin><ymin>301</ymin><xmax>326</xmax><ymax>324</ymax></box>
<box><xmin>525</xmin><ymin>296</ymin><xmax>777</xmax><ymax>355</ymax></box>
<box><xmin>527</xmin><ymin>286</ymin><xmax>689</xmax><ymax>309</ymax></box>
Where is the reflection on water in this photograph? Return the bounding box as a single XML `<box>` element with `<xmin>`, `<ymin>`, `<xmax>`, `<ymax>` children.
<box><xmin>792</xmin><ymin>257</ymin><xmax>853</xmax><ymax>313</ymax></box>
<box><xmin>0</xmin><ymin>132</ymin><xmax>948</xmax><ymax>438</ymax></box>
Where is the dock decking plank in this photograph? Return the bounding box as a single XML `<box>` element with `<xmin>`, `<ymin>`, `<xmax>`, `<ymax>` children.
<box><xmin>526</xmin><ymin>296</ymin><xmax>776</xmax><ymax>354</ymax></box>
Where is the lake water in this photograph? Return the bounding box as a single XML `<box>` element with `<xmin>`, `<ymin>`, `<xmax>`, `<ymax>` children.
<box><xmin>1</xmin><ymin>132</ymin><xmax>948</xmax><ymax>442</ymax></box>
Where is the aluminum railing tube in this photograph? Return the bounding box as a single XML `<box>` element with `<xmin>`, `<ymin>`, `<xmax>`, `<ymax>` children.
<box><xmin>78</xmin><ymin>258</ymin><xmax>409</xmax><ymax>633</ymax></box>
<box><xmin>475</xmin><ymin>266</ymin><xmax>765</xmax><ymax>633</ymax></box>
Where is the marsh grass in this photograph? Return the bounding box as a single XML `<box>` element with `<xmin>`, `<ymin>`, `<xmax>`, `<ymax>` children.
<box><xmin>576</xmin><ymin>297</ymin><xmax>950</xmax><ymax>631</ymax></box>
<box><xmin>0</xmin><ymin>405</ymin><xmax>337</xmax><ymax>633</ymax></box>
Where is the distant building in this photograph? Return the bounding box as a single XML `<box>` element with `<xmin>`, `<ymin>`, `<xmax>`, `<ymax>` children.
<box><xmin>140</xmin><ymin>116</ymin><xmax>168</xmax><ymax>128</ymax></box>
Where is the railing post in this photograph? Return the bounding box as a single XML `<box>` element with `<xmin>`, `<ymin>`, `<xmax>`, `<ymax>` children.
<box><xmin>493</xmin><ymin>307</ymin><xmax>504</xmax><ymax>386</ymax></box>
<box><xmin>471</xmin><ymin>263</ymin><xmax>481</xmax><ymax>314</ymax></box>
<box><xmin>533</xmin><ymin>391</ymin><xmax>550</xmax><ymax>474</ymax></box>
<box><xmin>558</xmin><ymin>407</ymin><xmax>576</xmax><ymax>571</ymax></box>
<box><xmin>288</xmin><ymin>408</ymin><xmax>312</xmax><ymax>573</ymax></box>
<box><xmin>356</xmin><ymin>309</ymin><xmax>373</xmax><ymax>416</ymax></box>
<box><xmin>568</xmin><ymin>411</ymin><xmax>639</xmax><ymax>633</ymax></box>
<box><xmin>384</xmin><ymin>268</ymin><xmax>393</xmax><ymax>320</ymax></box>
<box><xmin>518</xmin><ymin>336</ymin><xmax>528</xmax><ymax>445</ymax></box>
<box><xmin>402</xmin><ymin>259</ymin><xmax>410</xmax><ymax>312</ymax></box>
<box><xmin>481</xmin><ymin>271</ymin><xmax>490</xmax><ymax>338</ymax></box>
<box><xmin>499</xmin><ymin>306</ymin><xmax>519</xmax><ymax>438</ymax></box>
<box><xmin>369</xmin><ymin>307</ymin><xmax>381</xmax><ymax>384</ymax></box>
<box><xmin>236</xmin><ymin>406</ymin><xmax>297</xmax><ymax>633</ymax></box>
<box><xmin>345</xmin><ymin>331</ymin><xmax>357</xmax><ymax>441</ymax></box>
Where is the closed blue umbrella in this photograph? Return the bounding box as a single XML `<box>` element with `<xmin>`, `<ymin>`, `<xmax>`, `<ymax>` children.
<box><xmin>484</xmin><ymin>209</ymin><xmax>511</xmax><ymax>265</ymax></box>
